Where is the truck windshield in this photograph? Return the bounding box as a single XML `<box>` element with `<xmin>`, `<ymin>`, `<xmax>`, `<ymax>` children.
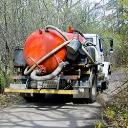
<box><xmin>85</xmin><ymin>38</ymin><xmax>93</xmax><ymax>43</ymax></box>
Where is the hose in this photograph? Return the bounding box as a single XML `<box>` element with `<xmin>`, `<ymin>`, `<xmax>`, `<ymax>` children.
<box><xmin>30</xmin><ymin>62</ymin><xmax>68</xmax><ymax>81</ymax></box>
<box><xmin>24</xmin><ymin>40</ymin><xmax>71</xmax><ymax>75</ymax></box>
<box><xmin>73</xmin><ymin>29</ymin><xmax>86</xmax><ymax>40</ymax></box>
<box><xmin>85</xmin><ymin>41</ymin><xmax>96</xmax><ymax>46</ymax></box>
<box><xmin>45</xmin><ymin>25</ymin><xmax>68</xmax><ymax>41</ymax></box>
<box><xmin>81</xmin><ymin>45</ymin><xmax>95</xmax><ymax>64</ymax></box>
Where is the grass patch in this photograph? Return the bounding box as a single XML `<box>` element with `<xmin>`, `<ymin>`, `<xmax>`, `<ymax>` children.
<box><xmin>104</xmin><ymin>86</ymin><xmax>128</xmax><ymax>127</ymax></box>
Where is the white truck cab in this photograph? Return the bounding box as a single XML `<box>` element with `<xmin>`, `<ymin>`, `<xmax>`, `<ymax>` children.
<box><xmin>84</xmin><ymin>34</ymin><xmax>112</xmax><ymax>90</ymax></box>
<box><xmin>84</xmin><ymin>34</ymin><xmax>104</xmax><ymax>62</ymax></box>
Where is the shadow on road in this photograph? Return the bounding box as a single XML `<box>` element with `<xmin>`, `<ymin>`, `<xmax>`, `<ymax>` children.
<box><xmin>0</xmin><ymin>94</ymin><xmax>101</xmax><ymax>128</ymax></box>
<box><xmin>21</xmin><ymin>94</ymin><xmax>100</xmax><ymax>110</ymax></box>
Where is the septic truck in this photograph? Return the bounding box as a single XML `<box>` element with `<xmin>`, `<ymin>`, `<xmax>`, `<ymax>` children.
<box><xmin>5</xmin><ymin>25</ymin><xmax>113</xmax><ymax>102</ymax></box>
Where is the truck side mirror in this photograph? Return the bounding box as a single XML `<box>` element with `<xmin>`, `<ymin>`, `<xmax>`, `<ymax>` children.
<box><xmin>109</xmin><ymin>39</ymin><xmax>113</xmax><ymax>53</ymax></box>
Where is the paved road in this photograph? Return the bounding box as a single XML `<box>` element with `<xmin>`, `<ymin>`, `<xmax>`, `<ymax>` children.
<box><xmin>0</xmin><ymin>71</ymin><xmax>127</xmax><ymax>128</ymax></box>
<box><xmin>0</xmin><ymin>96</ymin><xmax>101</xmax><ymax>128</ymax></box>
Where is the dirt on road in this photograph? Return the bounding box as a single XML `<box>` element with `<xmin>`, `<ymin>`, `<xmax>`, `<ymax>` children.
<box><xmin>0</xmin><ymin>94</ymin><xmax>24</xmax><ymax>109</ymax></box>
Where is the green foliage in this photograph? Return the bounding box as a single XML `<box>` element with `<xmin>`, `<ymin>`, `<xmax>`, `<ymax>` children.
<box><xmin>95</xmin><ymin>121</ymin><xmax>105</xmax><ymax>128</ymax></box>
<box><xmin>0</xmin><ymin>73</ymin><xmax>6</xmax><ymax>93</ymax></box>
<box><xmin>0</xmin><ymin>74</ymin><xmax>4</xmax><ymax>87</ymax></box>
<box><xmin>101</xmin><ymin>0</ymin><xmax>128</xmax><ymax>66</ymax></box>
<box><xmin>104</xmin><ymin>107</ymin><xmax>115</xmax><ymax>120</ymax></box>
<box><xmin>0</xmin><ymin>72</ymin><xmax>9</xmax><ymax>88</ymax></box>
<box><xmin>104</xmin><ymin>87</ymin><xmax>128</xmax><ymax>127</ymax></box>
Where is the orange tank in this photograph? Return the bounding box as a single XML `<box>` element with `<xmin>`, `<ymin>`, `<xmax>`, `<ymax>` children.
<box><xmin>23</xmin><ymin>29</ymin><xmax>84</xmax><ymax>74</ymax></box>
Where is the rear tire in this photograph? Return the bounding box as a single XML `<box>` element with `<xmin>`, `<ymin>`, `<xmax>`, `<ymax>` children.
<box><xmin>21</xmin><ymin>93</ymin><xmax>45</xmax><ymax>102</ymax></box>
<box><xmin>21</xmin><ymin>93</ymin><xmax>33</xmax><ymax>102</ymax></box>
<box><xmin>89</xmin><ymin>73</ymin><xmax>97</xmax><ymax>103</ymax></box>
<box><xmin>87</xmin><ymin>47</ymin><xmax>97</xmax><ymax>103</ymax></box>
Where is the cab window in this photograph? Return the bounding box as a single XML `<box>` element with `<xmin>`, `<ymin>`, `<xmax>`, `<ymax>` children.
<box><xmin>85</xmin><ymin>38</ymin><xmax>93</xmax><ymax>43</ymax></box>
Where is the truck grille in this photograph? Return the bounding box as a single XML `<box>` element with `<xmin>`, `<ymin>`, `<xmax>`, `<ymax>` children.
<box><xmin>30</xmin><ymin>79</ymin><xmax>60</xmax><ymax>89</ymax></box>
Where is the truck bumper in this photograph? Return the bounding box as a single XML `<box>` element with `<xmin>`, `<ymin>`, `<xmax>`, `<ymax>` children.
<box><xmin>4</xmin><ymin>88</ymin><xmax>76</xmax><ymax>95</ymax></box>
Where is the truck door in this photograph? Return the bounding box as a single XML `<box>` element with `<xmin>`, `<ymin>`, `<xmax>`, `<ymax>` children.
<box><xmin>98</xmin><ymin>37</ymin><xmax>104</xmax><ymax>62</ymax></box>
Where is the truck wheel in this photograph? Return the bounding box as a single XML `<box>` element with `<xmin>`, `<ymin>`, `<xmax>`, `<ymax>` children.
<box><xmin>33</xmin><ymin>93</ymin><xmax>45</xmax><ymax>102</ymax></box>
<box><xmin>89</xmin><ymin>73</ymin><xmax>97</xmax><ymax>103</ymax></box>
<box><xmin>21</xmin><ymin>93</ymin><xmax>34</xmax><ymax>102</ymax></box>
<box><xmin>72</xmin><ymin>98</ymin><xmax>86</xmax><ymax>104</ymax></box>
<box><xmin>21</xmin><ymin>93</ymin><xmax>45</xmax><ymax>102</ymax></box>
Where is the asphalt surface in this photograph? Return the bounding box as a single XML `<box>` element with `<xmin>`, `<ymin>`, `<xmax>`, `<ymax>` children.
<box><xmin>0</xmin><ymin>95</ymin><xmax>102</xmax><ymax>128</ymax></box>
<box><xmin>0</xmin><ymin>71</ymin><xmax>127</xmax><ymax>128</ymax></box>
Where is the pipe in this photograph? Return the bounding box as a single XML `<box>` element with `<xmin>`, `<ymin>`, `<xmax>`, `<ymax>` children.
<box><xmin>24</xmin><ymin>40</ymin><xmax>71</xmax><ymax>75</ymax></box>
<box><xmin>81</xmin><ymin>45</ymin><xmax>95</xmax><ymax>64</ymax></box>
<box><xmin>45</xmin><ymin>25</ymin><xmax>68</xmax><ymax>41</ymax></box>
<box><xmin>30</xmin><ymin>62</ymin><xmax>68</xmax><ymax>81</ymax></box>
